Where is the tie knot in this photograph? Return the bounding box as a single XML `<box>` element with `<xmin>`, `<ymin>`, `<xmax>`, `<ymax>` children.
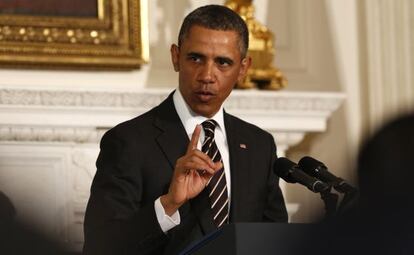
<box><xmin>202</xmin><ymin>119</ymin><xmax>218</xmax><ymax>138</ymax></box>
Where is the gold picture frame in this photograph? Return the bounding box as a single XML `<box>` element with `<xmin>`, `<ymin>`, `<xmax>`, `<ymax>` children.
<box><xmin>0</xmin><ymin>0</ymin><xmax>149</xmax><ymax>69</ymax></box>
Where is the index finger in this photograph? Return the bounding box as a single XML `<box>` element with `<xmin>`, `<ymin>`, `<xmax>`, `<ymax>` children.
<box><xmin>187</xmin><ymin>124</ymin><xmax>201</xmax><ymax>153</ymax></box>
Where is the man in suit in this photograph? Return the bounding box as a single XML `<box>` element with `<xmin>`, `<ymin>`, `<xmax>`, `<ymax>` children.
<box><xmin>83</xmin><ymin>5</ymin><xmax>287</xmax><ymax>255</ymax></box>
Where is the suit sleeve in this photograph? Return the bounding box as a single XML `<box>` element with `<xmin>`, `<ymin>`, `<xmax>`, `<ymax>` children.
<box><xmin>263</xmin><ymin>133</ymin><xmax>289</xmax><ymax>222</ymax></box>
<box><xmin>83</xmin><ymin>129</ymin><xmax>168</xmax><ymax>255</ymax></box>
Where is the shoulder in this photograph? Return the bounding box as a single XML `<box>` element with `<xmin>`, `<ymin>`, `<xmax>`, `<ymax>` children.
<box><xmin>104</xmin><ymin>91</ymin><xmax>175</xmax><ymax>140</ymax></box>
<box><xmin>102</xmin><ymin>106</ymin><xmax>158</xmax><ymax>143</ymax></box>
<box><xmin>226</xmin><ymin>113</ymin><xmax>274</xmax><ymax>141</ymax></box>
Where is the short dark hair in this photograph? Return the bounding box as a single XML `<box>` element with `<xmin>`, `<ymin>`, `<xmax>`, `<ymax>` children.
<box><xmin>178</xmin><ymin>5</ymin><xmax>249</xmax><ymax>58</ymax></box>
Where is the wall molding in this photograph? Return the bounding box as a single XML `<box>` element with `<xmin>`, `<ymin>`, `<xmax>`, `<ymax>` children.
<box><xmin>0</xmin><ymin>126</ymin><xmax>104</xmax><ymax>143</ymax></box>
<box><xmin>0</xmin><ymin>88</ymin><xmax>343</xmax><ymax>113</ymax></box>
<box><xmin>0</xmin><ymin>88</ymin><xmax>345</xmax><ymax>139</ymax></box>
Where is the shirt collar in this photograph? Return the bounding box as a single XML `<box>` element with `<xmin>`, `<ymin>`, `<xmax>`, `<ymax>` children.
<box><xmin>173</xmin><ymin>89</ymin><xmax>226</xmax><ymax>137</ymax></box>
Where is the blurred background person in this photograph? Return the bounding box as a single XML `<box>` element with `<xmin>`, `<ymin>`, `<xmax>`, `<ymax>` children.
<box><xmin>0</xmin><ymin>191</ymin><xmax>68</xmax><ymax>255</ymax></box>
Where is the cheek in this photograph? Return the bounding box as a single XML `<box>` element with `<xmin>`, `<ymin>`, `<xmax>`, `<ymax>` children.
<box><xmin>183</xmin><ymin>64</ymin><xmax>200</xmax><ymax>78</ymax></box>
<box><xmin>218</xmin><ymin>77</ymin><xmax>235</xmax><ymax>99</ymax></box>
<box><xmin>220</xmin><ymin>70</ymin><xmax>240</xmax><ymax>88</ymax></box>
<box><xmin>179</xmin><ymin>68</ymin><xmax>195</xmax><ymax>86</ymax></box>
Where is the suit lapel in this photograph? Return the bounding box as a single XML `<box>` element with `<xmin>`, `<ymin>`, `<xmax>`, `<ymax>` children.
<box><xmin>224</xmin><ymin>113</ymin><xmax>251</xmax><ymax>222</ymax></box>
<box><xmin>153</xmin><ymin>91</ymin><xmax>216</xmax><ymax>234</ymax></box>
<box><xmin>153</xmin><ymin>92</ymin><xmax>188</xmax><ymax>169</ymax></box>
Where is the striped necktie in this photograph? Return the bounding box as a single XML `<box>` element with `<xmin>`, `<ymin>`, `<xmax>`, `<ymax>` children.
<box><xmin>201</xmin><ymin>119</ymin><xmax>229</xmax><ymax>228</ymax></box>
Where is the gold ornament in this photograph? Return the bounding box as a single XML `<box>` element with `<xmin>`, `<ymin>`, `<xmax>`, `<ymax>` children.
<box><xmin>226</xmin><ymin>0</ymin><xmax>287</xmax><ymax>90</ymax></box>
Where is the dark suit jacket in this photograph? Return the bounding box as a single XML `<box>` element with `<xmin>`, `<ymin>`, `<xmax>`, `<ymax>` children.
<box><xmin>83</xmin><ymin>92</ymin><xmax>288</xmax><ymax>255</ymax></box>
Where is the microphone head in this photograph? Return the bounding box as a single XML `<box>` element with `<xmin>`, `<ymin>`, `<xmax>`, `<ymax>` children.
<box><xmin>274</xmin><ymin>157</ymin><xmax>299</xmax><ymax>183</ymax></box>
<box><xmin>275</xmin><ymin>157</ymin><xmax>331</xmax><ymax>193</ymax></box>
<box><xmin>298</xmin><ymin>156</ymin><xmax>326</xmax><ymax>176</ymax></box>
<box><xmin>299</xmin><ymin>156</ymin><xmax>347</xmax><ymax>190</ymax></box>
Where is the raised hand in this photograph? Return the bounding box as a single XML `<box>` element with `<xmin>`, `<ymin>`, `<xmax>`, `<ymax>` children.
<box><xmin>160</xmin><ymin>125</ymin><xmax>222</xmax><ymax>216</ymax></box>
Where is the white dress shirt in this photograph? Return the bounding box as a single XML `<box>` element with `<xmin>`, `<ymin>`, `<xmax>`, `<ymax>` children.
<box><xmin>154</xmin><ymin>89</ymin><xmax>231</xmax><ymax>233</ymax></box>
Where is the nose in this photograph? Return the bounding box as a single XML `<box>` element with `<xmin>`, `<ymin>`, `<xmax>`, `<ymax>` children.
<box><xmin>197</xmin><ymin>62</ymin><xmax>215</xmax><ymax>84</ymax></box>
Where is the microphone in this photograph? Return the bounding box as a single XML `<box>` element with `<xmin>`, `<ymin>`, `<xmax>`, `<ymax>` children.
<box><xmin>274</xmin><ymin>157</ymin><xmax>330</xmax><ymax>193</ymax></box>
<box><xmin>298</xmin><ymin>156</ymin><xmax>357</xmax><ymax>194</ymax></box>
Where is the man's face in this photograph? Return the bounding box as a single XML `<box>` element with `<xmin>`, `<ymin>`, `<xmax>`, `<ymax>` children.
<box><xmin>171</xmin><ymin>25</ymin><xmax>251</xmax><ymax>118</ymax></box>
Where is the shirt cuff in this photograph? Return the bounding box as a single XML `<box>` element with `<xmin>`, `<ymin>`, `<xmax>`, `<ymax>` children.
<box><xmin>154</xmin><ymin>197</ymin><xmax>181</xmax><ymax>233</ymax></box>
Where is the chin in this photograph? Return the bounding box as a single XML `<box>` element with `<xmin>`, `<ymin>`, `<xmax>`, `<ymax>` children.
<box><xmin>193</xmin><ymin>106</ymin><xmax>215</xmax><ymax>118</ymax></box>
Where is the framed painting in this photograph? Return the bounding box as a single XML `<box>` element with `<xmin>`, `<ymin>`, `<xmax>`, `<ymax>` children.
<box><xmin>0</xmin><ymin>0</ymin><xmax>149</xmax><ymax>69</ymax></box>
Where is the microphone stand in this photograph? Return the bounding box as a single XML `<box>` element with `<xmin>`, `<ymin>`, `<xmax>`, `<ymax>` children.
<box><xmin>336</xmin><ymin>184</ymin><xmax>359</xmax><ymax>215</ymax></box>
<box><xmin>319</xmin><ymin>187</ymin><xmax>338</xmax><ymax>220</ymax></box>
<box><xmin>319</xmin><ymin>184</ymin><xmax>359</xmax><ymax>221</ymax></box>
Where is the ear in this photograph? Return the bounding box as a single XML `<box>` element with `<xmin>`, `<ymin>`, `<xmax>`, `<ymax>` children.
<box><xmin>170</xmin><ymin>44</ymin><xmax>180</xmax><ymax>72</ymax></box>
<box><xmin>238</xmin><ymin>56</ymin><xmax>252</xmax><ymax>82</ymax></box>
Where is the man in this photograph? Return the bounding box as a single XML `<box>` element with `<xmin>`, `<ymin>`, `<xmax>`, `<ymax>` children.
<box><xmin>83</xmin><ymin>5</ymin><xmax>287</xmax><ymax>255</ymax></box>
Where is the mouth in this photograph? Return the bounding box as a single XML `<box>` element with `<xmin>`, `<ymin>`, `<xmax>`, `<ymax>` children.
<box><xmin>195</xmin><ymin>90</ymin><xmax>216</xmax><ymax>102</ymax></box>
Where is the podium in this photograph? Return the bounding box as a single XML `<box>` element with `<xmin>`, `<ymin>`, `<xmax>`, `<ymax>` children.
<box><xmin>180</xmin><ymin>223</ymin><xmax>312</xmax><ymax>255</ymax></box>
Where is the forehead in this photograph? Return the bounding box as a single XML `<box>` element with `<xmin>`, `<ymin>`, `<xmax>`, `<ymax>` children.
<box><xmin>181</xmin><ymin>25</ymin><xmax>242</xmax><ymax>58</ymax></box>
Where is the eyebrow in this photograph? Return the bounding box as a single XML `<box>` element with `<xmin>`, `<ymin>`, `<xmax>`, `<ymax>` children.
<box><xmin>187</xmin><ymin>52</ymin><xmax>205</xmax><ymax>59</ymax></box>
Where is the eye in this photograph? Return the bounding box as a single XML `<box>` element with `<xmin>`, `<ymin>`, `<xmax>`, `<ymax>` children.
<box><xmin>216</xmin><ymin>58</ymin><xmax>233</xmax><ymax>67</ymax></box>
<box><xmin>190</xmin><ymin>56</ymin><xmax>200</xmax><ymax>62</ymax></box>
<box><xmin>187</xmin><ymin>54</ymin><xmax>202</xmax><ymax>63</ymax></box>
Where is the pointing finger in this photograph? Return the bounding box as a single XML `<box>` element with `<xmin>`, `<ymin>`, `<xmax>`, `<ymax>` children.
<box><xmin>187</xmin><ymin>124</ymin><xmax>201</xmax><ymax>153</ymax></box>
